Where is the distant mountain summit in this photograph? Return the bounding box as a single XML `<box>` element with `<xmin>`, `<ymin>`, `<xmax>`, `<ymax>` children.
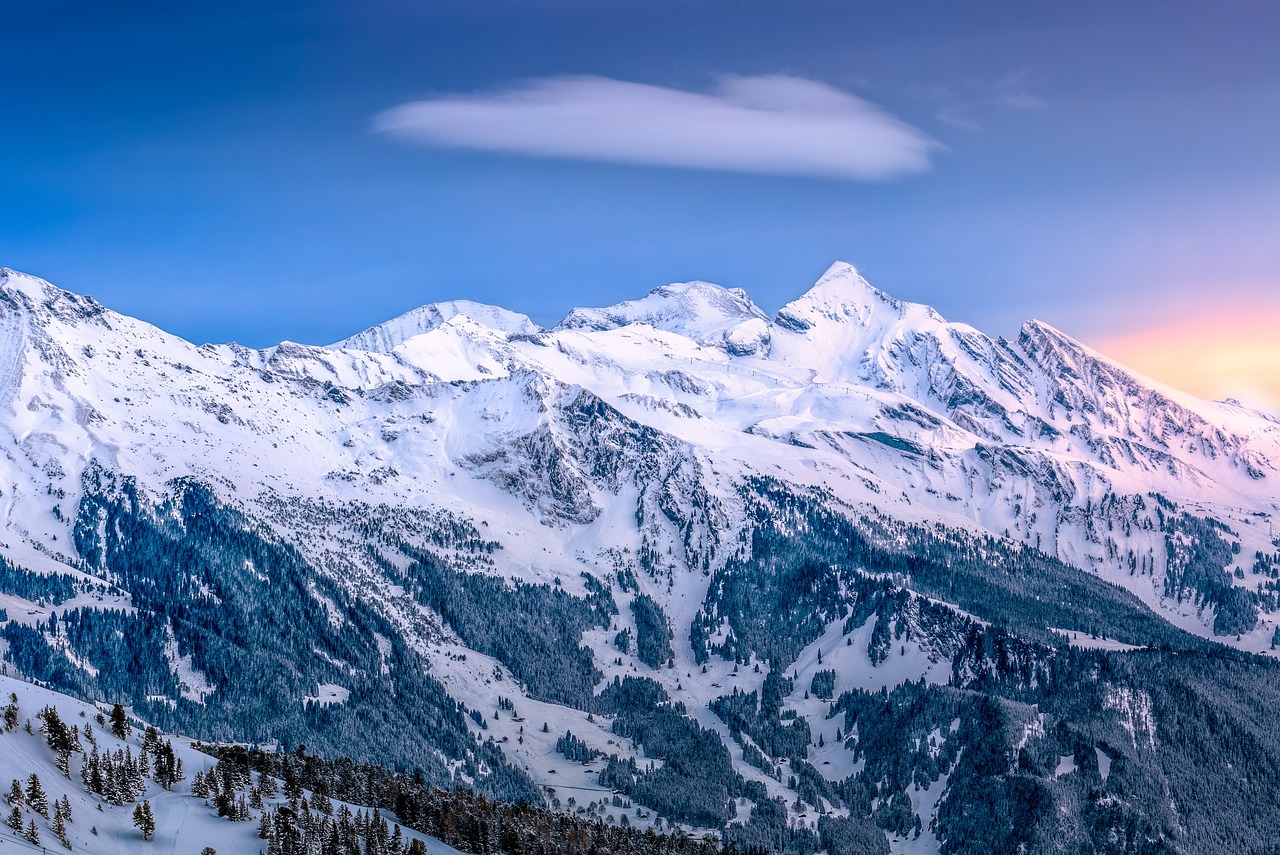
<box><xmin>331</xmin><ymin>298</ymin><xmax>540</xmax><ymax>350</ymax></box>
<box><xmin>558</xmin><ymin>279</ymin><xmax>768</xmax><ymax>340</ymax></box>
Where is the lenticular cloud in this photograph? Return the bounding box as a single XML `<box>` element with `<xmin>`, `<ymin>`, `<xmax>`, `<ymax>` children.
<box><xmin>375</xmin><ymin>75</ymin><xmax>938</xmax><ymax>181</ymax></box>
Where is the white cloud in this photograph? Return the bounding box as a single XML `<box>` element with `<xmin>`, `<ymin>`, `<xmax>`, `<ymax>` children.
<box><xmin>996</xmin><ymin>71</ymin><xmax>1046</xmax><ymax>111</ymax></box>
<box><xmin>374</xmin><ymin>75</ymin><xmax>938</xmax><ymax>180</ymax></box>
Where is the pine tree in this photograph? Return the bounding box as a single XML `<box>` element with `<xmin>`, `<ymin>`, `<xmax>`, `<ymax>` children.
<box><xmin>81</xmin><ymin>749</ymin><xmax>95</xmax><ymax>791</ymax></box>
<box><xmin>5</xmin><ymin>778</ymin><xmax>22</xmax><ymax>807</ymax></box>
<box><xmin>53</xmin><ymin>807</ymin><xmax>70</xmax><ymax>849</ymax></box>
<box><xmin>24</xmin><ymin>818</ymin><xmax>39</xmax><ymax>845</ymax></box>
<box><xmin>214</xmin><ymin>787</ymin><xmax>235</xmax><ymax>818</ymax></box>
<box><xmin>127</xmin><ymin>747</ymin><xmax>144</xmax><ymax>797</ymax></box>
<box><xmin>283</xmin><ymin>774</ymin><xmax>303</xmax><ymax>803</ymax></box>
<box><xmin>60</xmin><ymin>793</ymin><xmax>72</xmax><ymax>823</ymax></box>
<box><xmin>133</xmin><ymin>800</ymin><xmax>155</xmax><ymax>840</ymax></box>
<box><xmin>26</xmin><ymin>773</ymin><xmax>48</xmax><ymax>818</ymax></box>
<box><xmin>257</xmin><ymin>771</ymin><xmax>277</xmax><ymax>799</ymax></box>
<box><xmin>2</xmin><ymin>695</ymin><xmax>17</xmax><ymax>732</ymax></box>
<box><xmin>55</xmin><ymin>748</ymin><xmax>71</xmax><ymax>778</ymax></box>
<box><xmin>110</xmin><ymin>703</ymin><xmax>130</xmax><ymax>740</ymax></box>
<box><xmin>5</xmin><ymin>805</ymin><xmax>21</xmax><ymax>831</ymax></box>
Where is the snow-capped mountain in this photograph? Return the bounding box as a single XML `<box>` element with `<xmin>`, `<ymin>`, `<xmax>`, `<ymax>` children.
<box><xmin>2</xmin><ymin>262</ymin><xmax>1279</xmax><ymax>855</ymax></box>
<box><xmin>556</xmin><ymin>279</ymin><xmax>769</xmax><ymax>350</ymax></box>
<box><xmin>331</xmin><ymin>299</ymin><xmax>540</xmax><ymax>351</ymax></box>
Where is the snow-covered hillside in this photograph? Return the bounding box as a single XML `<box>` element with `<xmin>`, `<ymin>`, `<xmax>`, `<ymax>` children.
<box><xmin>0</xmin><ymin>671</ymin><xmax>457</xmax><ymax>854</ymax></box>
<box><xmin>1</xmin><ymin>262</ymin><xmax>1278</xmax><ymax>854</ymax></box>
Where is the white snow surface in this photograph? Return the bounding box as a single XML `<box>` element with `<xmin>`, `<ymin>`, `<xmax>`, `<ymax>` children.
<box><xmin>303</xmin><ymin>682</ymin><xmax>350</xmax><ymax>706</ymax></box>
<box><xmin>1050</xmin><ymin>628</ymin><xmax>1143</xmax><ymax>652</ymax></box>
<box><xmin>1096</xmin><ymin>747</ymin><xmax>1112</xmax><ymax>783</ymax></box>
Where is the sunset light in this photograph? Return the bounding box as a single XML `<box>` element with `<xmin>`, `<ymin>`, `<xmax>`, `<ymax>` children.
<box><xmin>1092</xmin><ymin>310</ymin><xmax>1280</xmax><ymax>408</ymax></box>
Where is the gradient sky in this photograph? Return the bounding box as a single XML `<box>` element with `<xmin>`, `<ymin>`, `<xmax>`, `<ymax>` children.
<box><xmin>2</xmin><ymin>0</ymin><xmax>1278</xmax><ymax>403</ymax></box>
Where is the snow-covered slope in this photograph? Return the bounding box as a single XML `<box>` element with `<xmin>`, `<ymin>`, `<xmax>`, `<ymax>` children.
<box><xmin>331</xmin><ymin>299</ymin><xmax>539</xmax><ymax>351</ymax></box>
<box><xmin>557</xmin><ymin>280</ymin><xmax>770</xmax><ymax>353</ymax></box>
<box><xmin>1</xmin><ymin>261</ymin><xmax>1279</xmax><ymax>853</ymax></box>
<box><xmin>0</xmin><ymin>672</ymin><xmax>458</xmax><ymax>854</ymax></box>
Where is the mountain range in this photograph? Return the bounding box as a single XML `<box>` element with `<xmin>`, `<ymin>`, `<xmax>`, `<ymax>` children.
<box><xmin>2</xmin><ymin>262</ymin><xmax>1279</xmax><ymax>855</ymax></box>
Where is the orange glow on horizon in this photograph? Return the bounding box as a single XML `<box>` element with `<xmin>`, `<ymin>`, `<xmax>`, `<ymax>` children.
<box><xmin>1088</xmin><ymin>311</ymin><xmax>1280</xmax><ymax>409</ymax></box>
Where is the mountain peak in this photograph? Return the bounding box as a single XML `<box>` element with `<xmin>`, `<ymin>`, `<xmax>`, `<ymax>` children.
<box><xmin>329</xmin><ymin>299</ymin><xmax>539</xmax><ymax>351</ymax></box>
<box><xmin>1017</xmin><ymin>318</ymin><xmax>1108</xmax><ymax>370</ymax></box>
<box><xmin>773</xmin><ymin>261</ymin><xmax>939</xmax><ymax>333</ymax></box>
<box><xmin>0</xmin><ymin>267</ymin><xmax>109</xmax><ymax>326</ymax></box>
<box><xmin>555</xmin><ymin>278</ymin><xmax>767</xmax><ymax>344</ymax></box>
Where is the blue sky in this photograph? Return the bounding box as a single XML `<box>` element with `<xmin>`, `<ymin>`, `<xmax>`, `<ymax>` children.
<box><xmin>2</xmin><ymin>0</ymin><xmax>1278</xmax><ymax>401</ymax></box>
